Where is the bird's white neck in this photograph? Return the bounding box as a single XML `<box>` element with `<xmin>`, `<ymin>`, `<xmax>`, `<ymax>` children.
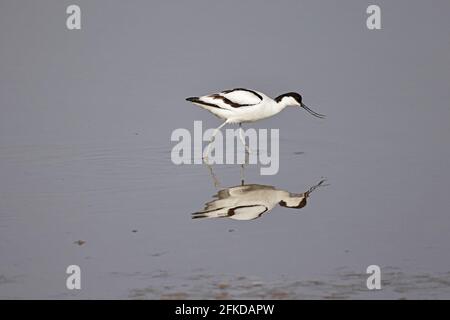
<box><xmin>274</xmin><ymin>99</ymin><xmax>293</xmax><ymax>112</ymax></box>
<box><xmin>275</xmin><ymin>95</ymin><xmax>299</xmax><ymax>110</ymax></box>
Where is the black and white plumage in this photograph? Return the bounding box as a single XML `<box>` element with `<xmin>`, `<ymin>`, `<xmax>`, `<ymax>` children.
<box><xmin>192</xmin><ymin>179</ymin><xmax>326</xmax><ymax>221</ymax></box>
<box><xmin>186</xmin><ymin>88</ymin><xmax>324</xmax><ymax>123</ymax></box>
<box><xmin>186</xmin><ymin>88</ymin><xmax>325</xmax><ymax>158</ymax></box>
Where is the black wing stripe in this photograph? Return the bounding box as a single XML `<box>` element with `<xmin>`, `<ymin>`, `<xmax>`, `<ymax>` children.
<box><xmin>227</xmin><ymin>205</ymin><xmax>268</xmax><ymax>217</ymax></box>
<box><xmin>221</xmin><ymin>88</ymin><xmax>263</xmax><ymax>101</ymax></box>
<box><xmin>191</xmin><ymin>207</ymin><xmax>227</xmax><ymax>219</ymax></box>
<box><xmin>186</xmin><ymin>97</ymin><xmax>224</xmax><ymax>109</ymax></box>
<box><xmin>210</xmin><ymin>94</ymin><xmax>253</xmax><ymax>108</ymax></box>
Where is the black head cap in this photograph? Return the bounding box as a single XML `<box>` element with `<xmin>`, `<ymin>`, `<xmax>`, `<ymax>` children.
<box><xmin>279</xmin><ymin>197</ymin><xmax>307</xmax><ymax>209</ymax></box>
<box><xmin>275</xmin><ymin>92</ymin><xmax>302</xmax><ymax>104</ymax></box>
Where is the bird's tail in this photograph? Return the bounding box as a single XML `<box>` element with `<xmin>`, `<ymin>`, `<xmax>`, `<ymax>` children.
<box><xmin>186</xmin><ymin>97</ymin><xmax>200</xmax><ymax>103</ymax></box>
<box><xmin>191</xmin><ymin>207</ymin><xmax>229</xmax><ymax>219</ymax></box>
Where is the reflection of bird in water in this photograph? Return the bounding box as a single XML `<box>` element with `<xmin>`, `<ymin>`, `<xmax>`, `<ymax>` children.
<box><xmin>192</xmin><ymin>179</ymin><xmax>327</xmax><ymax>221</ymax></box>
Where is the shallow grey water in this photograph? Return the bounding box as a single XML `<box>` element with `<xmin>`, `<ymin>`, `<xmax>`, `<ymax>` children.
<box><xmin>1</xmin><ymin>1</ymin><xmax>450</xmax><ymax>299</ymax></box>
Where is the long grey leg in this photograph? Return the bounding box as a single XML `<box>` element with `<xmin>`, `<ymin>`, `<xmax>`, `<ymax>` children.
<box><xmin>240</xmin><ymin>163</ymin><xmax>245</xmax><ymax>186</ymax></box>
<box><xmin>203</xmin><ymin>120</ymin><xmax>228</xmax><ymax>162</ymax></box>
<box><xmin>238</xmin><ymin>123</ymin><xmax>249</xmax><ymax>185</ymax></box>
<box><xmin>239</xmin><ymin>123</ymin><xmax>251</xmax><ymax>155</ymax></box>
<box><xmin>204</xmin><ymin>161</ymin><xmax>221</xmax><ymax>189</ymax></box>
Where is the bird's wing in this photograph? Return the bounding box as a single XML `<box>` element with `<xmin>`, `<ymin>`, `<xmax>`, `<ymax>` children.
<box><xmin>187</xmin><ymin>88</ymin><xmax>264</xmax><ymax>110</ymax></box>
<box><xmin>228</xmin><ymin>205</ymin><xmax>269</xmax><ymax>220</ymax></box>
<box><xmin>191</xmin><ymin>204</ymin><xmax>268</xmax><ymax>220</ymax></box>
<box><xmin>191</xmin><ymin>94</ymin><xmax>239</xmax><ymax>110</ymax></box>
<box><xmin>191</xmin><ymin>206</ymin><xmax>231</xmax><ymax>219</ymax></box>
<box><xmin>219</xmin><ymin>88</ymin><xmax>264</xmax><ymax>106</ymax></box>
<box><xmin>200</xmin><ymin>184</ymin><xmax>276</xmax><ymax>214</ymax></box>
<box><xmin>227</xmin><ymin>184</ymin><xmax>276</xmax><ymax>196</ymax></box>
<box><xmin>186</xmin><ymin>95</ymin><xmax>235</xmax><ymax>111</ymax></box>
<box><xmin>215</xmin><ymin>184</ymin><xmax>275</xmax><ymax>200</ymax></box>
